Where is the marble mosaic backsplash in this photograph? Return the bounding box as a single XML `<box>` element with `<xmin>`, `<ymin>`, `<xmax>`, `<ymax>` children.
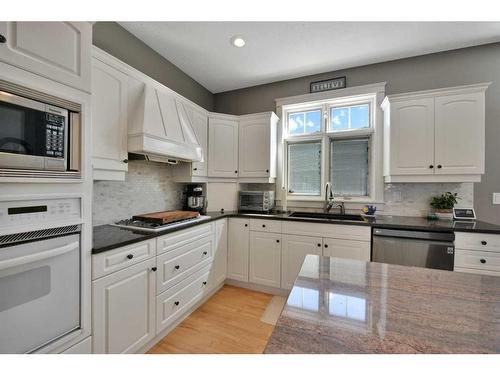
<box><xmin>93</xmin><ymin>161</ymin><xmax>184</xmax><ymax>226</ymax></box>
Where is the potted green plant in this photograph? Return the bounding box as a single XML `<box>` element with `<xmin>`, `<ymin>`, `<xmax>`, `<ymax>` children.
<box><xmin>430</xmin><ymin>192</ymin><xmax>460</xmax><ymax>220</ymax></box>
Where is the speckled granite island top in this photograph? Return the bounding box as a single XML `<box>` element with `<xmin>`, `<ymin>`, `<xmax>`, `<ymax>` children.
<box><xmin>264</xmin><ymin>255</ymin><xmax>500</xmax><ymax>354</ymax></box>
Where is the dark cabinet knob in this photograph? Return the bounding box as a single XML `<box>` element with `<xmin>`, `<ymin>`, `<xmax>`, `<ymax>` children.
<box><xmin>244</xmin><ymin>224</ymin><xmax>248</xmax><ymax>227</ymax></box>
<box><xmin>202</xmin><ymin>251</ymin><xmax>208</xmax><ymax>256</ymax></box>
<box><xmin>202</xmin><ymin>281</ymin><xmax>207</xmax><ymax>286</ymax></box>
<box><xmin>481</xmin><ymin>241</ymin><xmax>487</xmax><ymax>245</ymax></box>
<box><xmin>234</xmin><ymin>170</ymin><xmax>238</xmax><ymax>174</ymax></box>
<box><xmin>174</xmin><ymin>301</ymin><xmax>180</xmax><ymax>306</ymax></box>
<box><xmin>126</xmin><ymin>254</ymin><xmax>134</xmax><ymax>260</ymax></box>
<box><xmin>262</xmin><ymin>224</ymin><xmax>266</xmax><ymax>228</ymax></box>
<box><xmin>317</xmin><ymin>243</ymin><xmax>321</xmax><ymax>247</ymax></box>
<box><xmin>437</xmin><ymin>165</ymin><xmax>442</xmax><ymax>169</ymax></box>
<box><xmin>324</xmin><ymin>244</ymin><xmax>329</xmax><ymax>248</ymax></box>
<box><xmin>0</xmin><ymin>34</ymin><xmax>6</xmax><ymax>44</ymax></box>
<box><xmin>193</xmin><ymin>167</ymin><xmax>198</xmax><ymax>171</ymax></box>
<box><xmin>429</xmin><ymin>165</ymin><xmax>434</xmax><ymax>169</ymax></box>
<box><xmin>174</xmin><ymin>265</ymin><xmax>180</xmax><ymax>270</ymax></box>
<box><xmin>151</xmin><ymin>267</ymin><xmax>157</xmax><ymax>272</ymax></box>
<box><xmin>276</xmin><ymin>239</ymin><xmax>280</xmax><ymax>243</ymax></box>
<box><xmin>123</xmin><ymin>159</ymin><xmax>128</xmax><ymax>163</ymax></box>
<box><xmin>266</xmin><ymin>169</ymin><xmax>269</xmax><ymax>173</ymax></box>
<box><xmin>480</xmin><ymin>259</ymin><xmax>486</xmax><ymax>264</ymax></box>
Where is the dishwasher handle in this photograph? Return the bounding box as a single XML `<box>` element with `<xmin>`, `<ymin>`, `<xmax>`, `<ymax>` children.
<box><xmin>373</xmin><ymin>228</ymin><xmax>454</xmax><ymax>242</ymax></box>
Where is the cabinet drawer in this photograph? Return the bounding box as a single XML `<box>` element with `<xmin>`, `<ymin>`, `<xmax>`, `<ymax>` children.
<box><xmin>156</xmin><ymin>265</ymin><xmax>210</xmax><ymax>334</ymax></box>
<box><xmin>455</xmin><ymin>232</ymin><xmax>500</xmax><ymax>252</ymax></box>
<box><xmin>454</xmin><ymin>266</ymin><xmax>500</xmax><ymax>277</ymax></box>
<box><xmin>92</xmin><ymin>239</ymin><xmax>156</xmax><ymax>280</ymax></box>
<box><xmin>157</xmin><ymin>236</ymin><xmax>213</xmax><ymax>294</ymax></box>
<box><xmin>250</xmin><ymin>219</ymin><xmax>282</xmax><ymax>233</ymax></box>
<box><xmin>455</xmin><ymin>249</ymin><xmax>500</xmax><ymax>273</ymax></box>
<box><xmin>157</xmin><ymin>223</ymin><xmax>213</xmax><ymax>255</ymax></box>
<box><xmin>282</xmin><ymin>221</ymin><xmax>370</xmax><ymax>241</ymax></box>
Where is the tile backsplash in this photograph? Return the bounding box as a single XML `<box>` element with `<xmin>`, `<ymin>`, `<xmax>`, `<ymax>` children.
<box><xmin>93</xmin><ymin>161</ymin><xmax>184</xmax><ymax>226</ymax></box>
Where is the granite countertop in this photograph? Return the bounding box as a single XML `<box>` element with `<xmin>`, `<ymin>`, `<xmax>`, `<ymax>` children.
<box><xmin>264</xmin><ymin>255</ymin><xmax>500</xmax><ymax>354</ymax></box>
<box><xmin>92</xmin><ymin>210</ymin><xmax>500</xmax><ymax>254</ymax></box>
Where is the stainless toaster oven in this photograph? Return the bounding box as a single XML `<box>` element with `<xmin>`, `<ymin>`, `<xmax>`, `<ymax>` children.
<box><xmin>239</xmin><ymin>191</ymin><xmax>275</xmax><ymax>212</ymax></box>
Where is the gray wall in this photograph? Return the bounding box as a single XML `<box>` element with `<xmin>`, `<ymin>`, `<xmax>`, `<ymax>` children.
<box><xmin>92</xmin><ymin>22</ymin><xmax>214</xmax><ymax>111</ymax></box>
<box><xmin>214</xmin><ymin>43</ymin><xmax>500</xmax><ymax>224</ymax></box>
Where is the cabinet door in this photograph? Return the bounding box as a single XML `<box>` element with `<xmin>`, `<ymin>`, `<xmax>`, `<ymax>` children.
<box><xmin>91</xmin><ymin>57</ymin><xmax>129</xmax><ymax>180</ymax></box>
<box><xmin>208</xmin><ymin>117</ymin><xmax>239</xmax><ymax>177</ymax></box>
<box><xmin>0</xmin><ymin>22</ymin><xmax>91</xmax><ymax>92</ymax></box>
<box><xmin>323</xmin><ymin>238</ymin><xmax>371</xmax><ymax>261</ymax></box>
<box><xmin>389</xmin><ymin>98</ymin><xmax>435</xmax><ymax>175</ymax></box>
<box><xmin>185</xmin><ymin>105</ymin><xmax>208</xmax><ymax>177</ymax></box>
<box><xmin>92</xmin><ymin>258</ymin><xmax>156</xmax><ymax>354</ymax></box>
<box><xmin>238</xmin><ymin>117</ymin><xmax>270</xmax><ymax>178</ymax></box>
<box><xmin>281</xmin><ymin>234</ymin><xmax>322</xmax><ymax>290</ymax></box>
<box><xmin>434</xmin><ymin>92</ymin><xmax>485</xmax><ymax>175</ymax></box>
<box><xmin>210</xmin><ymin>219</ymin><xmax>228</xmax><ymax>288</ymax></box>
<box><xmin>227</xmin><ymin>218</ymin><xmax>249</xmax><ymax>282</ymax></box>
<box><xmin>249</xmin><ymin>231</ymin><xmax>281</xmax><ymax>288</ymax></box>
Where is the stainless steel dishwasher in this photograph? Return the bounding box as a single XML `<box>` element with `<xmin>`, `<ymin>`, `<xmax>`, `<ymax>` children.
<box><xmin>372</xmin><ymin>228</ymin><xmax>455</xmax><ymax>270</ymax></box>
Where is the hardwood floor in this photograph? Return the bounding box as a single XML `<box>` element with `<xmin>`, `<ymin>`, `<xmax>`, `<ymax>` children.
<box><xmin>148</xmin><ymin>285</ymin><xmax>275</xmax><ymax>354</ymax></box>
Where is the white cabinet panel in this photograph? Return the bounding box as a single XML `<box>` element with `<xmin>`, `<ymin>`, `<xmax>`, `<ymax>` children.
<box><xmin>249</xmin><ymin>218</ymin><xmax>282</xmax><ymax>234</ymax></box>
<box><xmin>322</xmin><ymin>238</ymin><xmax>371</xmax><ymax>261</ymax></box>
<box><xmin>185</xmin><ymin>105</ymin><xmax>208</xmax><ymax>177</ymax></box>
<box><xmin>208</xmin><ymin>116</ymin><xmax>239</xmax><ymax>177</ymax></box>
<box><xmin>0</xmin><ymin>22</ymin><xmax>91</xmax><ymax>92</ymax></box>
<box><xmin>455</xmin><ymin>232</ymin><xmax>500</xmax><ymax>253</ymax></box>
<box><xmin>455</xmin><ymin>249</ymin><xmax>500</xmax><ymax>274</ymax></box>
<box><xmin>281</xmin><ymin>221</ymin><xmax>371</xmax><ymax>241</ymax></box>
<box><xmin>60</xmin><ymin>337</ymin><xmax>92</xmax><ymax>354</ymax></box>
<box><xmin>92</xmin><ymin>258</ymin><xmax>156</xmax><ymax>354</ymax></box>
<box><xmin>281</xmin><ymin>234</ymin><xmax>322</xmax><ymax>290</ymax></box>
<box><xmin>388</xmin><ymin>98</ymin><xmax>435</xmax><ymax>175</ymax></box>
<box><xmin>249</xmin><ymin>231</ymin><xmax>281</xmax><ymax>288</ymax></box>
<box><xmin>434</xmin><ymin>92</ymin><xmax>484</xmax><ymax>175</ymax></box>
<box><xmin>227</xmin><ymin>218</ymin><xmax>250</xmax><ymax>282</ymax></box>
<box><xmin>210</xmin><ymin>219</ymin><xmax>228</xmax><ymax>288</ymax></box>
<box><xmin>91</xmin><ymin>56</ymin><xmax>129</xmax><ymax>180</ymax></box>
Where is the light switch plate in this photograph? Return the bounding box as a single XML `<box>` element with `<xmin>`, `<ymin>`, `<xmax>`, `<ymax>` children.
<box><xmin>493</xmin><ymin>193</ymin><xmax>500</xmax><ymax>205</ymax></box>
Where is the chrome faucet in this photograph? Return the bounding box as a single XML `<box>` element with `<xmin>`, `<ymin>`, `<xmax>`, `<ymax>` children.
<box><xmin>324</xmin><ymin>182</ymin><xmax>335</xmax><ymax>213</ymax></box>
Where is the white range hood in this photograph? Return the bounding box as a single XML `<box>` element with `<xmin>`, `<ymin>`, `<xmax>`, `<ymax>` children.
<box><xmin>127</xmin><ymin>84</ymin><xmax>203</xmax><ymax>163</ymax></box>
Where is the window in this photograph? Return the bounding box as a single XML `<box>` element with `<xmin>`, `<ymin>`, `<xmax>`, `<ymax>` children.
<box><xmin>281</xmin><ymin>91</ymin><xmax>381</xmax><ymax>202</ymax></box>
<box><xmin>288</xmin><ymin>142</ymin><xmax>321</xmax><ymax>195</ymax></box>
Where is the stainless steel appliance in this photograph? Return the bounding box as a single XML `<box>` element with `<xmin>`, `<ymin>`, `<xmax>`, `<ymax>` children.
<box><xmin>113</xmin><ymin>214</ymin><xmax>210</xmax><ymax>233</ymax></box>
<box><xmin>372</xmin><ymin>228</ymin><xmax>454</xmax><ymax>271</ymax></box>
<box><xmin>239</xmin><ymin>191</ymin><xmax>275</xmax><ymax>212</ymax></box>
<box><xmin>0</xmin><ymin>198</ymin><xmax>82</xmax><ymax>353</ymax></box>
<box><xmin>184</xmin><ymin>184</ymin><xmax>206</xmax><ymax>214</ymax></box>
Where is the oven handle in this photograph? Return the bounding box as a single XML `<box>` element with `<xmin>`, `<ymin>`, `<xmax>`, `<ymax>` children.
<box><xmin>0</xmin><ymin>241</ymin><xmax>79</xmax><ymax>271</ymax></box>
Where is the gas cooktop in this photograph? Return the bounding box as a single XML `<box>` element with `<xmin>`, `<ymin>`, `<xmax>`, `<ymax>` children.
<box><xmin>112</xmin><ymin>215</ymin><xmax>211</xmax><ymax>233</ymax></box>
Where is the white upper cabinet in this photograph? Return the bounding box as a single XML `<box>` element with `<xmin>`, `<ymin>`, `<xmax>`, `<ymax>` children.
<box><xmin>91</xmin><ymin>53</ymin><xmax>129</xmax><ymax>181</ymax></box>
<box><xmin>434</xmin><ymin>92</ymin><xmax>484</xmax><ymax>175</ymax></box>
<box><xmin>0</xmin><ymin>22</ymin><xmax>91</xmax><ymax>92</ymax></box>
<box><xmin>382</xmin><ymin>83</ymin><xmax>489</xmax><ymax>183</ymax></box>
<box><xmin>238</xmin><ymin>112</ymin><xmax>279</xmax><ymax>179</ymax></box>
<box><xmin>208</xmin><ymin>114</ymin><xmax>239</xmax><ymax>178</ymax></box>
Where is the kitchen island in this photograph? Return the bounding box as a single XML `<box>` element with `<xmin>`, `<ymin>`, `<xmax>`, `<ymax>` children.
<box><xmin>264</xmin><ymin>255</ymin><xmax>500</xmax><ymax>353</ymax></box>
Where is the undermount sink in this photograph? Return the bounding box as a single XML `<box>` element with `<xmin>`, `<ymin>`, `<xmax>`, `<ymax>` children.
<box><xmin>287</xmin><ymin>212</ymin><xmax>365</xmax><ymax>222</ymax></box>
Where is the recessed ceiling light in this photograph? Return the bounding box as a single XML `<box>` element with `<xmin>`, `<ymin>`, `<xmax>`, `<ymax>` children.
<box><xmin>230</xmin><ymin>35</ymin><xmax>246</xmax><ymax>48</ymax></box>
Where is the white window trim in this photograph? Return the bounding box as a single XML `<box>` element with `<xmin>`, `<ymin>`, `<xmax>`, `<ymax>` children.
<box><xmin>275</xmin><ymin>82</ymin><xmax>386</xmax><ymax>208</ymax></box>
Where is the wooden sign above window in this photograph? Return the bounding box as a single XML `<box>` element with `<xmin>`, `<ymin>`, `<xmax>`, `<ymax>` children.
<box><xmin>310</xmin><ymin>76</ymin><xmax>346</xmax><ymax>93</ymax></box>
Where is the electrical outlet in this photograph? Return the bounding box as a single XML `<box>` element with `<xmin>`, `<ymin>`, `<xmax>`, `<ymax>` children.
<box><xmin>493</xmin><ymin>193</ymin><xmax>500</xmax><ymax>205</ymax></box>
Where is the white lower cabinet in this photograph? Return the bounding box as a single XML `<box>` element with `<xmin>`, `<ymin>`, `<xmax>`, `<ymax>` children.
<box><xmin>281</xmin><ymin>234</ymin><xmax>323</xmax><ymax>290</ymax></box>
<box><xmin>92</xmin><ymin>258</ymin><xmax>156</xmax><ymax>354</ymax></box>
<box><xmin>322</xmin><ymin>238</ymin><xmax>371</xmax><ymax>261</ymax></box>
<box><xmin>227</xmin><ymin>218</ymin><xmax>250</xmax><ymax>282</ymax></box>
<box><xmin>156</xmin><ymin>266</ymin><xmax>211</xmax><ymax>333</ymax></box>
<box><xmin>249</xmin><ymin>231</ymin><xmax>281</xmax><ymax>288</ymax></box>
<box><xmin>210</xmin><ymin>219</ymin><xmax>228</xmax><ymax>288</ymax></box>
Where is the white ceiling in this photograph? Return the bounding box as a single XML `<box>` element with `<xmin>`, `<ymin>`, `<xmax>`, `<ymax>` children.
<box><xmin>119</xmin><ymin>22</ymin><xmax>500</xmax><ymax>93</ymax></box>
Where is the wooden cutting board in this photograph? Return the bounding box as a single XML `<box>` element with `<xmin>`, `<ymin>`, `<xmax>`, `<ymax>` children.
<box><xmin>132</xmin><ymin>210</ymin><xmax>199</xmax><ymax>225</ymax></box>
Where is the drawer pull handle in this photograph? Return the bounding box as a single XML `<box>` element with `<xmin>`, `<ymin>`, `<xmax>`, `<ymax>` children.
<box><xmin>202</xmin><ymin>281</ymin><xmax>207</xmax><ymax>286</ymax></box>
<box><xmin>276</xmin><ymin>239</ymin><xmax>280</xmax><ymax>243</ymax></box>
<box><xmin>151</xmin><ymin>267</ymin><xmax>157</xmax><ymax>272</ymax></box>
<box><xmin>480</xmin><ymin>259</ymin><xmax>486</xmax><ymax>264</ymax></box>
<box><xmin>481</xmin><ymin>241</ymin><xmax>487</xmax><ymax>245</ymax></box>
<box><xmin>324</xmin><ymin>244</ymin><xmax>329</xmax><ymax>248</ymax></box>
<box><xmin>317</xmin><ymin>243</ymin><xmax>321</xmax><ymax>247</ymax></box>
<box><xmin>262</xmin><ymin>224</ymin><xmax>266</xmax><ymax>228</ymax></box>
<box><xmin>174</xmin><ymin>301</ymin><xmax>180</xmax><ymax>306</ymax></box>
<box><xmin>244</xmin><ymin>224</ymin><xmax>248</xmax><ymax>227</ymax></box>
<box><xmin>193</xmin><ymin>167</ymin><xmax>198</xmax><ymax>171</ymax></box>
<box><xmin>202</xmin><ymin>251</ymin><xmax>208</xmax><ymax>256</ymax></box>
<box><xmin>429</xmin><ymin>165</ymin><xmax>434</xmax><ymax>169</ymax></box>
<box><xmin>437</xmin><ymin>165</ymin><xmax>442</xmax><ymax>169</ymax></box>
<box><xmin>174</xmin><ymin>265</ymin><xmax>180</xmax><ymax>270</ymax></box>
<box><xmin>126</xmin><ymin>254</ymin><xmax>134</xmax><ymax>260</ymax></box>
<box><xmin>234</xmin><ymin>170</ymin><xmax>238</xmax><ymax>174</ymax></box>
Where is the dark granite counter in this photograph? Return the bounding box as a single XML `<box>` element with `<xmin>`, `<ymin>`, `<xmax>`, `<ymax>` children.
<box><xmin>264</xmin><ymin>255</ymin><xmax>500</xmax><ymax>353</ymax></box>
<box><xmin>93</xmin><ymin>210</ymin><xmax>500</xmax><ymax>254</ymax></box>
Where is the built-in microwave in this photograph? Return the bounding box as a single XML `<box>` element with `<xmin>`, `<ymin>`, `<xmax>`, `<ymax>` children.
<box><xmin>0</xmin><ymin>90</ymin><xmax>78</xmax><ymax>173</ymax></box>
<box><xmin>239</xmin><ymin>191</ymin><xmax>275</xmax><ymax>212</ymax></box>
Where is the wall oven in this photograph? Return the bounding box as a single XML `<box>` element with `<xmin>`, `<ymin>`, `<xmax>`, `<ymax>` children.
<box><xmin>0</xmin><ymin>197</ymin><xmax>82</xmax><ymax>353</ymax></box>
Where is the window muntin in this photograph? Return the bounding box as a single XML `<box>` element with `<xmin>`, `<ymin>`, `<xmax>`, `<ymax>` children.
<box><xmin>287</xmin><ymin>109</ymin><xmax>322</xmax><ymax>136</ymax></box>
<box><xmin>330</xmin><ymin>138</ymin><xmax>369</xmax><ymax>197</ymax></box>
<box><xmin>287</xmin><ymin>142</ymin><xmax>321</xmax><ymax>195</ymax></box>
<box><xmin>329</xmin><ymin>103</ymin><xmax>370</xmax><ymax>132</ymax></box>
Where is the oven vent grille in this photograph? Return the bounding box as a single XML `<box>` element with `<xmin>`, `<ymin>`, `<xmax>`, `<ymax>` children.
<box><xmin>0</xmin><ymin>225</ymin><xmax>80</xmax><ymax>246</ymax></box>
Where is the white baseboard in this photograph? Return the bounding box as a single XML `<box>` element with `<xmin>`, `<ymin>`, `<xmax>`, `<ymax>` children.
<box><xmin>225</xmin><ymin>279</ymin><xmax>289</xmax><ymax>297</ymax></box>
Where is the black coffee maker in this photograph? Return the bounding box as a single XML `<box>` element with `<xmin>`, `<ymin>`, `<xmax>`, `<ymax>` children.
<box><xmin>184</xmin><ymin>184</ymin><xmax>206</xmax><ymax>214</ymax></box>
